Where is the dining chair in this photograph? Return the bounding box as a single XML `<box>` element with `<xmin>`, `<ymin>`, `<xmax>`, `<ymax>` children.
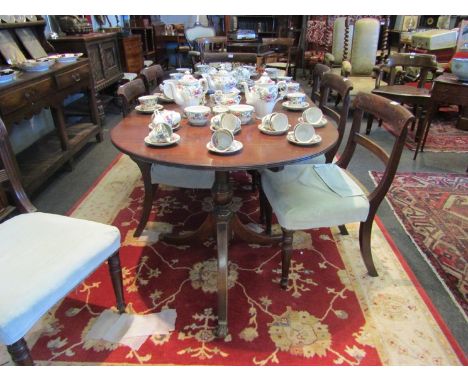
<box><xmin>202</xmin><ymin>52</ymin><xmax>258</xmax><ymax>65</ymax></box>
<box><xmin>140</xmin><ymin>64</ymin><xmax>165</xmax><ymax>94</ymax></box>
<box><xmin>0</xmin><ymin>118</ymin><xmax>126</xmax><ymax>365</ymax></box>
<box><xmin>197</xmin><ymin>36</ymin><xmax>227</xmax><ymax>63</ymax></box>
<box><xmin>259</xmin><ymin>72</ymin><xmax>353</xmax><ymax>224</ymax></box>
<box><xmin>261</xmin><ymin>92</ymin><xmax>414</xmax><ymax>288</ymax></box>
<box><xmin>262</xmin><ymin>37</ymin><xmax>297</xmax><ymax>78</ymax></box>
<box><xmin>310</xmin><ymin>63</ymin><xmax>331</xmax><ymax>103</ymax></box>
<box><xmin>367</xmin><ymin>53</ymin><xmax>438</xmax><ymax>146</ymax></box>
<box><xmin>116</xmin><ymin>78</ymin><xmax>148</xmax><ymax>117</ymax></box>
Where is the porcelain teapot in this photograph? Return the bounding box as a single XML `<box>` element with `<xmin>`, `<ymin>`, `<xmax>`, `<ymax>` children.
<box><xmin>202</xmin><ymin>64</ymin><xmax>238</xmax><ymax>94</ymax></box>
<box><xmin>166</xmin><ymin>71</ymin><xmax>208</xmax><ymax>108</ymax></box>
<box><xmin>242</xmin><ymin>73</ymin><xmax>287</xmax><ymax>118</ymax></box>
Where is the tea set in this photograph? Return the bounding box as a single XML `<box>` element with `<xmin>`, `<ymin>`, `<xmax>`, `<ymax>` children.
<box><xmin>144</xmin><ymin>70</ymin><xmax>327</xmax><ymax>153</ymax></box>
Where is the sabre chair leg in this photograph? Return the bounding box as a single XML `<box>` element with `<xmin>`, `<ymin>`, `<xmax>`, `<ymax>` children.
<box><xmin>281</xmin><ymin>228</ymin><xmax>294</xmax><ymax>289</ymax></box>
<box><xmin>108</xmin><ymin>251</ymin><xmax>126</xmax><ymax>314</ymax></box>
<box><xmin>263</xmin><ymin>190</ymin><xmax>273</xmax><ymax>236</ymax></box>
<box><xmin>7</xmin><ymin>338</ymin><xmax>34</xmax><ymax>366</ymax></box>
<box><xmin>358</xmin><ymin>218</ymin><xmax>378</xmax><ymax>277</ymax></box>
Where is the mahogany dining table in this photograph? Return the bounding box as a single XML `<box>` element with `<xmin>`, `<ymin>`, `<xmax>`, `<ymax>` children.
<box><xmin>110</xmin><ymin>94</ymin><xmax>339</xmax><ymax>337</ymax></box>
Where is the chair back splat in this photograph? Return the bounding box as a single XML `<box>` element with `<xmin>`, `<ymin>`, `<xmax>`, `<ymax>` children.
<box><xmin>318</xmin><ymin>72</ymin><xmax>353</xmax><ymax>163</ymax></box>
<box><xmin>337</xmin><ymin>92</ymin><xmax>414</xmax><ymax>208</ymax></box>
<box><xmin>140</xmin><ymin>64</ymin><xmax>164</xmax><ymax>94</ymax></box>
<box><xmin>117</xmin><ymin>78</ymin><xmax>147</xmax><ymax>117</ymax></box>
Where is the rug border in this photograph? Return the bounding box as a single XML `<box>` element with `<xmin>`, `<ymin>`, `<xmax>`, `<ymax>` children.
<box><xmin>370</xmin><ymin>172</ymin><xmax>467</xmax><ymax>364</ymax></box>
<box><xmin>66</xmin><ymin>153</ymin><xmax>124</xmax><ymax>216</ymax></box>
<box><xmin>369</xmin><ymin>171</ymin><xmax>468</xmax><ymax>321</ymax></box>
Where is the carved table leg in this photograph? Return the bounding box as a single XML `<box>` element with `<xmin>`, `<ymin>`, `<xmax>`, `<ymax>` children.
<box><xmin>131</xmin><ymin>158</ymin><xmax>154</xmax><ymax>237</ymax></box>
<box><xmin>213</xmin><ymin>171</ymin><xmax>233</xmax><ymax>338</ymax></box>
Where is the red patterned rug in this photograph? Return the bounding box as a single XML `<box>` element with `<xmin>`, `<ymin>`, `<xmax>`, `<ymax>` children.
<box><xmin>17</xmin><ymin>156</ymin><xmax>465</xmax><ymax>365</ymax></box>
<box><xmin>381</xmin><ymin>107</ymin><xmax>468</xmax><ymax>153</ymax></box>
<box><xmin>370</xmin><ymin>172</ymin><xmax>468</xmax><ymax>317</ymax></box>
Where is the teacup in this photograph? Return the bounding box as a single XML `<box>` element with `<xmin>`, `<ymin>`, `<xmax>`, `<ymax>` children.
<box><xmin>211</xmin><ymin>128</ymin><xmax>234</xmax><ymax>151</ymax></box>
<box><xmin>138</xmin><ymin>95</ymin><xmax>159</xmax><ymax>110</ymax></box>
<box><xmin>286</xmin><ymin>82</ymin><xmax>301</xmax><ymax>93</ymax></box>
<box><xmin>159</xmin><ymin>79</ymin><xmax>178</xmax><ymax>99</ymax></box>
<box><xmin>228</xmin><ymin>104</ymin><xmax>255</xmax><ymax>125</ymax></box>
<box><xmin>149</xmin><ymin>122</ymin><xmax>173</xmax><ymax>143</ymax></box>
<box><xmin>151</xmin><ymin>110</ymin><xmax>181</xmax><ymax>128</ymax></box>
<box><xmin>220</xmin><ymin>113</ymin><xmax>241</xmax><ymax>133</ymax></box>
<box><xmin>265</xmin><ymin>67</ymin><xmax>279</xmax><ymax>79</ymax></box>
<box><xmin>301</xmin><ymin>107</ymin><xmax>323</xmax><ymax>125</ymax></box>
<box><xmin>184</xmin><ymin>105</ymin><xmax>211</xmax><ymax>126</ymax></box>
<box><xmin>287</xmin><ymin>92</ymin><xmax>306</xmax><ymax>105</ymax></box>
<box><xmin>212</xmin><ymin>105</ymin><xmax>229</xmax><ymax>115</ymax></box>
<box><xmin>170</xmin><ymin>72</ymin><xmax>183</xmax><ymax>80</ymax></box>
<box><xmin>212</xmin><ymin>90</ymin><xmax>241</xmax><ymax>106</ymax></box>
<box><xmin>293</xmin><ymin>122</ymin><xmax>315</xmax><ymax>143</ymax></box>
<box><xmin>262</xmin><ymin>112</ymin><xmax>289</xmax><ymax>132</ymax></box>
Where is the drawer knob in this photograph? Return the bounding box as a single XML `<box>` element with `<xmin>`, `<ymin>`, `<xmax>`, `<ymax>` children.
<box><xmin>72</xmin><ymin>73</ymin><xmax>81</xmax><ymax>82</ymax></box>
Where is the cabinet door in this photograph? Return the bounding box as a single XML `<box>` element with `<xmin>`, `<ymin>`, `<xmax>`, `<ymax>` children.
<box><xmin>88</xmin><ymin>44</ymin><xmax>105</xmax><ymax>87</ymax></box>
<box><xmin>100</xmin><ymin>39</ymin><xmax>122</xmax><ymax>80</ymax></box>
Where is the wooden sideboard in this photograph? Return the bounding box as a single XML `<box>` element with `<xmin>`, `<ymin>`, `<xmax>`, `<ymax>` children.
<box><xmin>0</xmin><ymin>58</ymin><xmax>101</xmax><ymax>194</ymax></box>
<box><xmin>118</xmin><ymin>35</ymin><xmax>144</xmax><ymax>73</ymax></box>
<box><xmin>48</xmin><ymin>33</ymin><xmax>124</xmax><ymax>120</ymax></box>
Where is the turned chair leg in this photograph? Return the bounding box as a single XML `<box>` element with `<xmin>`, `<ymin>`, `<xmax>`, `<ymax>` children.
<box><xmin>7</xmin><ymin>338</ymin><xmax>34</xmax><ymax>366</ymax></box>
<box><xmin>108</xmin><ymin>251</ymin><xmax>126</xmax><ymax>314</ymax></box>
<box><xmin>366</xmin><ymin>114</ymin><xmax>374</xmax><ymax>135</ymax></box>
<box><xmin>281</xmin><ymin>228</ymin><xmax>294</xmax><ymax>289</ymax></box>
<box><xmin>358</xmin><ymin>218</ymin><xmax>378</xmax><ymax>277</ymax></box>
<box><xmin>263</xmin><ymin>190</ymin><xmax>273</xmax><ymax>235</ymax></box>
<box><xmin>338</xmin><ymin>224</ymin><xmax>349</xmax><ymax>235</ymax></box>
<box><xmin>247</xmin><ymin>170</ymin><xmax>259</xmax><ymax>192</ymax></box>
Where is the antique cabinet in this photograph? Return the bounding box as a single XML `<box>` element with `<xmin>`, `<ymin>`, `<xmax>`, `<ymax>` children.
<box><xmin>0</xmin><ymin>59</ymin><xmax>101</xmax><ymax>194</ymax></box>
<box><xmin>118</xmin><ymin>35</ymin><xmax>144</xmax><ymax>73</ymax></box>
<box><xmin>48</xmin><ymin>33</ymin><xmax>123</xmax><ymax>120</ymax></box>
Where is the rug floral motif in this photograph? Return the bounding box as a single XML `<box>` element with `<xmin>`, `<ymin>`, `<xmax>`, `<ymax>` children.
<box><xmin>381</xmin><ymin>107</ymin><xmax>468</xmax><ymax>153</ymax></box>
<box><xmin>370</xmin><ymin>171</ymin><xmax>468</xmax><ymax>318</ymax></box>
<box><xmin>14</xmin><ymin>156</ymin><xmax>465</xmax><ymax>365</ymax></box>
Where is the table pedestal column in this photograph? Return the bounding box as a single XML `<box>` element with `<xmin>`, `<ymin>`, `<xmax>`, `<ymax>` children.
<box><xmin>212</xmin><ymin>171</ymin><xmax>233</xmax><ymax>338</ymax></box>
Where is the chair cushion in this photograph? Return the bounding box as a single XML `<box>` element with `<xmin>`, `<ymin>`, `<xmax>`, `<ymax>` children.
<box><xmin>347</xmin><ymin>76</ymin><xmax>377</xmax><ymax>96</ymax></box>
<box><xmin>151</xmin><ymin>165</ymin><xmax>214</xmax><ymax>189</ymax></box>
<box><xmin>261</xmin><ymin>164</ymin><xmax>369</xmax><ymax>231</ymax></box>
<box><xmin>0</xmin><ymin>213</ymin><xmax>120</xmax><ymax>345</ymax></box>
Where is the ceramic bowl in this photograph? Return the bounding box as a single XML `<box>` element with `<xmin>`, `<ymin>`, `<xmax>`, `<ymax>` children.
<box><xmin>211</xmin><ymin>128</ymin><xmax>234</xmax><ymax>151</ymax></box>
<box><xmin>301</xmin><ymin>107</ymin><xmax>323</xmax><ymax>124</ymax></box>
<box><xmin>228</xmin><ymin>104</ymin><xmax>255</xmax><ymax>124</ymax></box>
<box><xmin>287</xmin><ymin>92</ymin><xmax>307</xmax><ymax>105</ymax></box>
<box><xmin>264</xmin><ymin>67</ymin><xmax>279</xmax><ymax>79</ymax></box>
<box><xmin>293</xmin><ymin>122</ymin><xmax>315</xmax><ymax>143</ymax></box>
<box><xmin>19</xmin><ymin>58</ymin><xmax>55</xmax><ymax>72</ymax></box>
<box><xmin>138</xmin><ymin>95</ymin><xmax>159</xmax><ymax>109</ymax></box>
<box><xmin>0</xmin><ymin>69</ymin><xmax>16</xmax><ymax>83</ymax></box>
<box><xmin>185</xmin><ymin>105</ymin><xmax>211</xmax><ymax>126</ymax></box>
<box><xmin>451</xmin><ymin>58</ymin><xmax>468</xmax><ymax>82</ymax></box>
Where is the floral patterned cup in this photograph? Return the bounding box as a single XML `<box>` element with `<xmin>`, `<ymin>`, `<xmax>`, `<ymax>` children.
<box><xmin>184</xmin><ymin>105</ymin><xmax>211</xmax><ymax>126</ymax></box>
<box><xmin>228</xmin><ymin>104</ymin><xmax>255</xmax><ymax>125</ymax></box>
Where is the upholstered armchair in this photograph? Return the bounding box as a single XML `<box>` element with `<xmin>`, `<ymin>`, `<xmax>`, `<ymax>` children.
<box><xmin>341</xmin><ymin>18</ymin><xmax>381</xmax><ymax>97</ymax></box>
<box><xmin>324</xmin><ymin>17</ymin><xmax>354</xmax><ymax>69</ymax></box>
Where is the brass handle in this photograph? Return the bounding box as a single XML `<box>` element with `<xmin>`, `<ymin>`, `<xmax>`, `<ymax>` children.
<box><xmin>72</xmin><ymin>73</ymin><xmax>81</xmax><ymax>82</ymax></box>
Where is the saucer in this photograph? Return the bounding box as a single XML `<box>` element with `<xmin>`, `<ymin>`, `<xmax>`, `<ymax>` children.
<box><xmin>287</xmin><ymin>131</ymin><xmax>322</xmax><ymax>146</ymax></box>
<box><xmin>258</xmin><ymin>123</ymin><xmax>290</xmax><ymax>135</ymax></box>
<box><xmin>153</xmin><ymin>93</ymin><xmax>174</xmax><ymax>103</ymax></box>
<box><xmin>207</xmin><ymin>140</ymin><xmax>243</xmax><ymax>155</ymax></box>
<box><xmin>136</xmin><ymin>104</ymin><xmax>163</xmax><ymax>113</ymax></box>
<box><xmin>282</xmin><ymin>101</ymin><xmax>310</xmax><ymax>111</ymax></box>
<box><xmin>299</xmin><ymin>116</ymin><xmax>328</xmax><ymax>127</ymax></box>
<box><xmin>144</xmin><ymin>133</ymin><xmax>180</xmax><ymax>147</ymax></box>
<box><xmin>210</xmin><ymin>125</ymin><xmax>241</xmax><ymax>135</ymax></box>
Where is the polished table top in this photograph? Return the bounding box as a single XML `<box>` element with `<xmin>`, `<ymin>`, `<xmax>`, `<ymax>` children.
<box><xmin>111</xmin><ymin>99</ymin><xmax>339</xmax><ymax>171</ymax></box>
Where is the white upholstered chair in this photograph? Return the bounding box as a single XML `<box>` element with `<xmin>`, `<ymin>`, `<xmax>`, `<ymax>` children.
<box><xmin>324</xmin><ymin>17</ymin><xmax>354</xmax><ymax>69</ymax></box>
<box><xmin>0</xmin><ymin>118</ymin><xmax>126</xmax><ymax>365</ymax></box>
<box><xmin>261</xmin><ymin>93</ymin><xmax>414</xmax><ymax>288</ymax></box>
